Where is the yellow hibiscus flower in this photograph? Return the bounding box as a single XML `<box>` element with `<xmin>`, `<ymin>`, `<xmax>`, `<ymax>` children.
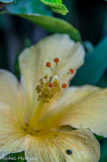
<box><xmin>0</xmin><ymin>34</ymin><xmax>106</xmax><ymax>162</ymax></box>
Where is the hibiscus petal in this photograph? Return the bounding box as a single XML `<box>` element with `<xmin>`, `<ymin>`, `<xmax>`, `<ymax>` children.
<box><xmin>41</xmin><ymin>86</ymin><xmax>107</xmax><ymax>137</ymax></box>
<box><xmin>25</xmin><ymin>129</ymin><xmax>100</xmax><ymax>162</ymax></box>
<box><xmin>19</xmin><ymin>34</ymin><xmax>85</xmax><ymax>105</ymax></box>
<box><xmin>0</xmin><ymin>70</ymin><xmax>24</xmax><ymax>123</ymax></box>
<box><xmin>42</xmin><ymin>85</ymin><xmax>100</xmax><ymax>117</ymax></box>
<box><xmin>0</xmin><ymin>104</ymin><xmax>25</xmax><ymax>155</ymax></box>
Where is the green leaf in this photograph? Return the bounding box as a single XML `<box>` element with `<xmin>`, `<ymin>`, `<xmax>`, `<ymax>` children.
<box><xmin>6</xmin><ymin>0</ymin><xmax>81</xmax><ymax>42</ymax></box>
<box><xmin>20</xmin><ymin>15</ymin><xmax>81</xmax><ymax>42</ymax></box>
<box><xmin>71</xmin><ymin>36</ymin><xmax>107</xmax><ymax>85</ymax></box>
<box><xmin>95</xmin><ymin>134</ymin><xmax>104</xmax><ymax>140</ymax></box>
<box><xmin>100</xmin><ymin>138</ymin><xmax>107</xmax><ymax>162</ymax></box>
<box><xmin>0</xmin><ymin>0</ymin><xmax>12</xmax><ymax>8</ymax></box>
<box><xmin>97</xmin><ymin>71</ymin><xmax>107</xmax><ymax>88</ymax></box>
<box><xmin>83</xmin><ymin>41</ymin><xmax>94</xmax><ymax>53</ymax></box>
<box><xmin>40</xmin><ymin>0</ymin><xmax>68</xmax><ymax>15</ymax></box>
<box><xmin>6</xmin><ymin>0</ymin><xmax>52</xmax><ymax>16</ymax></box>
<box><xmin>0</xmin><ymin>152</ymin><xmax>26</xmax><ymax>161</ymax></box>
<box><xmin>0</xmin><ymin>0</ymin><xmax>13</xmax><ymax>2</ymax></box>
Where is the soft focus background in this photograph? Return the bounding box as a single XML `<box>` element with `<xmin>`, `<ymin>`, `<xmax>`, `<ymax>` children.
<box><xmin>0</xmin><ymin>0</ymin><xmax>107</xmax><ymax>161</ymax></box>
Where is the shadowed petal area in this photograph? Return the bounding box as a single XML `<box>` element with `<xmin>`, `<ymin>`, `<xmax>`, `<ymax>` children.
<box><xmin>25</xmin><ymin>129</ymin><xmax>100</xmax><ymax>162</ymax></box>
<box><xmin>19</xmin><ymin>34</ymin><xmax>85</xmax><ymax>106</ymax></box>
<box><xmin>40</xmin><ymin>86</ymin><xmax>107</xmax><ymax>137</ymax></box>
<box><xmin>0</xmin><ymin>104</ymin><xmax>25</xmax><ymax>156</ymax></box>
<box><xmin>0</xmin><ymin>70</ymin><xmax>24</xmax><ymax>124</ymax></box>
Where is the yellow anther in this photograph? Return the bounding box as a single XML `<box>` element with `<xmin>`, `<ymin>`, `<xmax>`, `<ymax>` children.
<box><xmin>36</xmin><ymin>77</ymin><xmax>60</xmax><ymax>103</ymax></box>
<box><xmin>44</xmin><ymin>75</ymin><xmax>48</xmax><ymax>79</ymax></box>
<box><xmin>39</xmin><ymin>78</ymin><xmax>44</xmax><ymax>84</ymax></box>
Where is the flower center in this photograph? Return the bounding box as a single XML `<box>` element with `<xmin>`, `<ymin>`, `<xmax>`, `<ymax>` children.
<box><xmin>36</xmin><ymin>58</ymin><xmax>74</xmax><ymax>103</ymax></box>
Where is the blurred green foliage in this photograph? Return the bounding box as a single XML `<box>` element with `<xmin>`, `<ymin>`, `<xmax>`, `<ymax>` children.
<box><xmin>0</xmin><ymin>0</ymin><xmax>13</xmax><ymax>8</ymax></box>
<box><xmin>100</xmin><ymin>139</ymin><xmax>107</xmax><ymax>162</ymax></box>
<box><xmin>71</xmin><ymin>36</ymin><xmax>107</xmax><ymax>85</ymax></box>
<box><xmin>20</xmin><ymin>15</ymin><xmax>81</xmax><ymax>42</ymax></box>
<box><xmin>40</xmin><ymin>0</ymin><xmax>68</xmax><ymax>15</ymax></box>
<box><xmin>6</xmin><ymin>0</ymin><xmax>81</xmax><ymax>41</ymax></box>
<box><xmin>6</xmin><ymin>0</ymin><xmax>52</xmax><ymax>16</ymax></box>
<box><xmin>97</xmin><ymin>71</ymin><xmax>107</xmax><ymax>88</ymax></box>
<box><xmin>0</xmin><ymin>0</ymin><xmax>13</xmax><ymax>2</ymax></box>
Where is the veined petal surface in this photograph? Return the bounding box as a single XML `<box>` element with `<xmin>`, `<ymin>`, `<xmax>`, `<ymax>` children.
<box><xmin>25</xmin><ymin>129</ymin><xmax>100</xmax><ymax>162</ymax></box>
<box><xmin>0</xmin><ymin>103</ymin><xmax>25</xmax><ymax>156</ymax></box>
<box><xmin>40</xmin><ymin>86</ymin><xmax>107</xmax><ymax>137</ymax></box>
<box><xmin>0</xmin><ymin>70</ymin><xmax>24</xmax><ymax>123</ymax></box>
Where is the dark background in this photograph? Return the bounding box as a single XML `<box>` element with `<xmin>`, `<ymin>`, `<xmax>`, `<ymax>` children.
<box><xmin>0</xmin><ymin>0</ymin><xmax>107</xmax><ymax>71</ymax></box>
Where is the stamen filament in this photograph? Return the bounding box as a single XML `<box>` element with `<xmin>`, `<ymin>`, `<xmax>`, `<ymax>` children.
<box><xmin>29</xmin><ymin>101</ymin><xmax>44</xmax><ymax>128</ymax></box>
<box><xmin>58</xmin><ymin>71</ymin><xmax>69</xmax><ymax>75</ymax></box>
<box><xmin>50</xmin><ymin>67</ymin><xmax>54</xmax><ymax>74</ymax></box>
<box><xmin>55</xmin><ymin>62</ymin><xmax>58</xmax><ymax>73</ymax></box>
<box><xmin>54</xmin><ymin>58</ymin><xmax>59</xmax><ymax>73</ymax></box>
